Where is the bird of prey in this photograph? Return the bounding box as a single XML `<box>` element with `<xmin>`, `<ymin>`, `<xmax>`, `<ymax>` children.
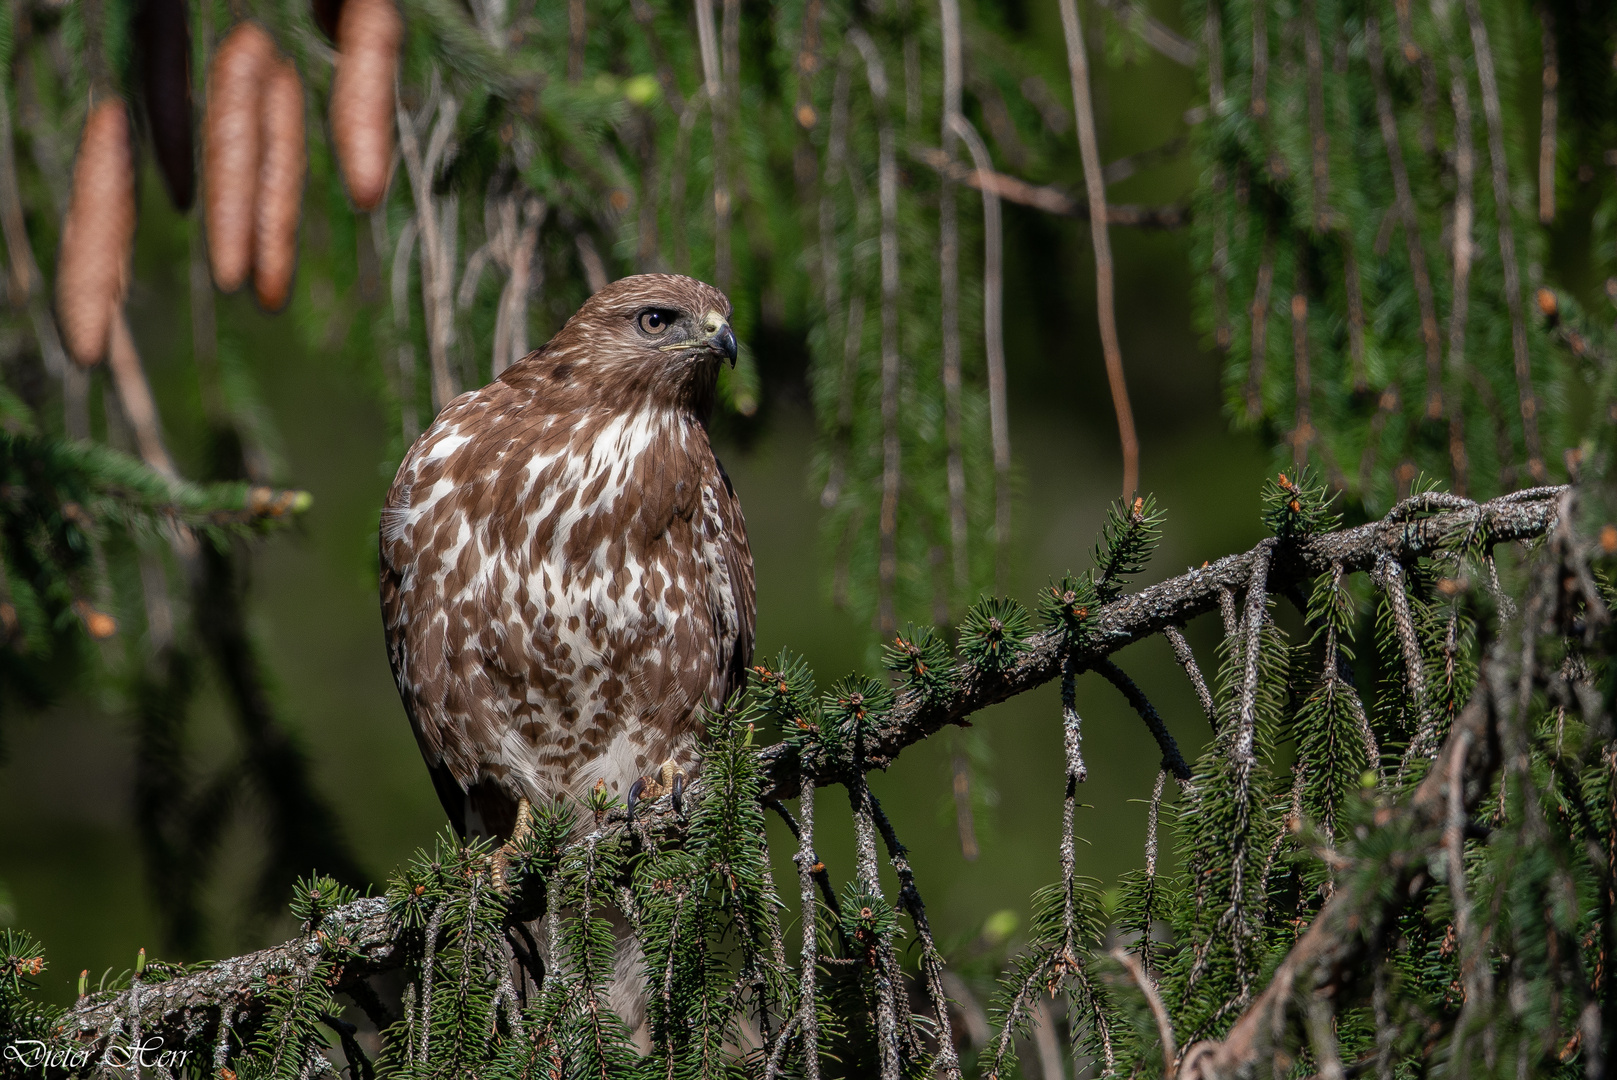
<box><xmin>380</xmin><ymin>274</ymin><xmax>755</xmax><ymax>846</ymax></box>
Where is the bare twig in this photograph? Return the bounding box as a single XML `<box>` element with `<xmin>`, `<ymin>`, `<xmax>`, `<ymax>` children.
<box><xmin>911</xmin><ymin>146</ymin><xmax>1188</xmax><ymax>226</ymax></box>
<box><xmin>1466</xmin><ymin>0</ymin><xmax>1544</xmax><ymax>480</ymax></box>
<box><xmin>849</xmin><ymin>779</ymin><xmax>903</xmax><ymax>1080</ymax></box>
<box><xmin>1112</xmin><ymin>947</ymin><xmax>1176</xmax><ymax>1067</ymax></box>
<box><xmin>395</xmin><ymin>89</ymin><xmax>462</xmax><ymax>415</ymax></box>
<box><xmin>1164</xmin><ymin>624</ymin><xmax>1217</xmax><ymax>732</ymax></box>
<box><xmin>1366</xmin><ymin>19</ymin><xmax>1444</xmax><ymax>421</ymax></box>
<box><xmin>387</xmin><ymin>214</ymin><xmax>421</xmax><ymax>443</ymax></box>
<box><xmin>1093</xmin><ymin>658</ymin><xmax>1192</xmax><ymax>780</ymax></box>
<box><xmin>869</xmin><ymin>794</ymin><xmax>961</xmax><ymax>1079</ymax></box>
<box><xmin>1247</xmin><ymin>231</ymin><xmax>1274</xmax><ymax>421</ymax></box>
<box><xmin>1059</xmin><ymin>0</ymin><xmax>1140</xmax><ymax>497</ymax></box>
<box><xmin>850</xmin><ymin>29</ymin><xmax>902</xmax><ymax>636</ymax></box>
<box><xmin>107</xmin><ymin>315</ymin><xmax>177</xmax><ymax>479</ymax></box>
<box><xmin>1251</xmin><ymin>0</ymin><xmax>1268</xmax><ymax>116</ymax></box>
<box><xmin>1445</xmin><ymin>49</ymin><xmax>1475</xmax><ymax>495</ymax></box>
<box><xmin>1091</xmin><ymin>0</ymin><xmax>1198</xmax><ymax>66</ymax></box>
<box><xmin>940</xmin><ymin>0</ymin><xmax>969</xmax><ymax>602</ymax></box>
<box><xmin>952</xmin><ymin>115</ymin><xmax>1012</xmax><ymax>589</ymax></box>
<box><xmin>792</xmin><ymin>778</ymin><xmax>821</xmax><ymax>1080</ymax></box>
<box><xmin>1537</xmin><ymin>5</ymin><xmax>1557</xmax><ymax>225</ymax></box>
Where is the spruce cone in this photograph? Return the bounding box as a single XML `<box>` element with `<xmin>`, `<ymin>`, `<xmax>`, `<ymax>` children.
<box><xmin>56</xmin><ymin>100</ymin><xmax>136</xmax><ymax>368</ymax></box>
<box><xmin>204</xmin><ymin>22</ymin><xmax>274</xmax><ymax>291</ymax></box>
<box><xmin>253</xmin><ymin>59</ymin><xmax>307</xmax><ymax>312</ymax></box>
<box><xmin>331</xmin><ymin>0</ymin><xmax>402</xmax><ymax>211</ymax></box>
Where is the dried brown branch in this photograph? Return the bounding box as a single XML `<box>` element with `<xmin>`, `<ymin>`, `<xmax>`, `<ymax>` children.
<box><xmin>1059</xmin><ymin>0</ymin><xmax>1140</xmax><ymax>497</ymax></box>
<box><xmin>909</xmin><ymin>146</ymin><xmax>1190</xmax><ymax>227</ymax></box>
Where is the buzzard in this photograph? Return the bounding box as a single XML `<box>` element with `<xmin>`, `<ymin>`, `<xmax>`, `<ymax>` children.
<box><xmin>380</xmin><ymin>274</ymin><xmax>755</xmax><ymax>845</ymax></box>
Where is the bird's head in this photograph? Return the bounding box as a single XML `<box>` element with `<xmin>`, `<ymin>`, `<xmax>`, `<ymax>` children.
<box><xmin>511</xmin><ymin>273</ymin><xmax>737</xmax><ymax>416</ymax></box>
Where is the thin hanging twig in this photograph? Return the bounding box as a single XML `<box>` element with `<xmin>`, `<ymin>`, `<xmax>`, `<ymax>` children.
<box><xmin>1250</xmin><ymin>0</ymin><xmax>1268</xmax><ymax>117</ymax></box>
<box><xmin>1059</xmin><ymin>0</ymin><xmax>1140</xmax><ymax>498</ymax></box>
<box><xmin>1537</xmin><ymin>5</ymin><xmax>1557</xmax><ymax>225</ymax></box>
<box><xmin>1379</xmin><ymin>555</ymin><xmax>1435</xmax><ymax>778</ymax></box>
<box><xmin>1366</xmin><ymin>19</ymin><xmax>1444</xmax><ymax>421</ymax></box>
<box><xmin>1093</xmin><ymin>659</ymin><xmax>1193</xmax><ymax>780</ymax></box>
<box><xmin>1291</xmin><ymin>288</ymin><xmax>1312</xmax><ymax>463</ymax></box>
<box><xmin>869</xmin><ymin>794</ymin><xmax>961</xmax><ymax>1080</ymax></box>
<box><xmin>396</xmin><ymin>88</ymin><xmax>462</xmax><ymax>415</ymax></box>
<box><xmin>1112</xmin><ymin>947</ymin><xmax>1175</xmax><ymax>1066</ymax></box>
<box><xmin>1445</xmin><ymin>50</ymin><xmax>1475</xmax><ymax>495</ymax></box>
<box><xmin>849</xmin><ymin>779</ymin><xmax>903</xmax><ymax>1080</ymax></box>
<box><xmin>1164</xmin><ymin>625</ymin><xmax>1218</xmax><ymax>732</ymax></box>
<box><xmin>850</xmin><ymin>28</ymin><xmax>902</xmax><ymax>635</ymax></box>
<box><xmin>1466</xmin><ymin>0</ymin><xmax>1544</xmax><ymax>481</ymax></box>
<box><xmin>793</xmin><ymin>777</ymin><xmax>821</xmax><ymax>1080</ymax></box>
<box><xmin>388</xmin><ymin>214</ymin><xmax>421</xmax><ymax>443</ymax></box>
<box><xmin>1247</xmin><ymin>231</ymin><xmax>1275</xmax><ymax>420</ymax></box>
<box><xmin>1207</xmin><ymin>3</ymin><xmax>1230</xmax><ymax>352</ymax></box>
<box><xmin>489</xmin><ymin>193</ymin><xmax>544</xmax><ymax>376</ymax></box>
<box><xmin>818</xmin><ymin>59</ymin><xmax>855</xmax><ymax>510</ymax></box>
<box><xmin>953</xmin><ymin>115</ymin><xmax>1012</xmax><ymax>590</ymax></box>
<box><xmin>940</xmin><ymin>0</ymin><xmax>969</xmax><ymax>602</ymax></box>
<box><xmin>107</xmin><ymin>315</ymin><xmax>177</xmax><ymax>479</ymax></box>
<box><xmin>669</xmin><ymin>85</ymin><xmax>710</xmax><ymax>273</ymax></box>
<box><xmin>1302</xmin><ymin>0</ymin><xmax>1329</xmax><ymax>230</ymax></box>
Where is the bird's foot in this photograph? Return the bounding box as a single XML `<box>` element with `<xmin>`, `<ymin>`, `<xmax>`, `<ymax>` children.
<box><xmin>492</xmin><ymin>795</ymin><xmax>533</xmax><ymax>889</ymax></box>
<box><xmin>627</xmin><ymin>760</ymin><xmax>688</xmax><ymax>818</ymax></box>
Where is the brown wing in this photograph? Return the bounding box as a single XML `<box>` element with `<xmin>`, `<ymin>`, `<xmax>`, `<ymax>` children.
<box><xmin>710</xmin><ymin>451</ymin><xmax>756</xmax><ymax>702</ymax></box>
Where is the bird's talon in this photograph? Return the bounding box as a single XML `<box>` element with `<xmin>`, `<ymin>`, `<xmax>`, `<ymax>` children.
<box><xmin>671</xmin><ymin>770</ymin><xmax>686</xmax><ymax>814</ymax></box>
<box><xmin>627</xmin><ymin>776</ymin><xmax>650</xmax><ymax>818</ymax></box>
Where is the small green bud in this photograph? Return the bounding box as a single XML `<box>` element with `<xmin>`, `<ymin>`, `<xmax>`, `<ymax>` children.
<box><xmin>624</xmin><ymin>74</ymin><xmax>660</xmax><ymax>105</ymax></box>
<box><xmin>982</xmin><ymin>909</ymin><xmax>1018</xmax><ymax>945</ymax></box>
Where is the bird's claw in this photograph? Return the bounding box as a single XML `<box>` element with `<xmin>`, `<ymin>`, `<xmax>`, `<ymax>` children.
<box><xmin>627</xmin><ymin>760</ymin><xmax>688</xmax><ymax>818</ymax></box>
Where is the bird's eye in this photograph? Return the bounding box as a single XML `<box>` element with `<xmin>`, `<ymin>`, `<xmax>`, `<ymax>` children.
<box><xmin>639</xmin><ymin>310</ymin><xmax>673</xmax><ymax>335</ymax></box>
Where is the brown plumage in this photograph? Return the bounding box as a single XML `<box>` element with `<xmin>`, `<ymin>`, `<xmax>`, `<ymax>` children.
<box><xmin>380</xmin><ymin>274</ymin><xmax>753</xmax><ymax>843</ymax></box>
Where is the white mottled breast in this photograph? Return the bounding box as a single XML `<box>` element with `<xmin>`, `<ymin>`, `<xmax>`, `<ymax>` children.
<box><xmin>380</xmin><ymin>378</ymin><xmax>755</xmax><ymax>836</ymax></box>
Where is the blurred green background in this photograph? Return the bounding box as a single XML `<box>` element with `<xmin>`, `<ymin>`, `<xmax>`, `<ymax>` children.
<box><xmin>0</xmin><ymin>5</ymin><xmax>1276</xmax><ymax>1003</ymax></box>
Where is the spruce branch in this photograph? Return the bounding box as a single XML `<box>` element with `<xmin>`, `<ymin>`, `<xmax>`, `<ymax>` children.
<box><xmin>1175</xmin><ymin>656</ymin><xmax>1506</xmax><ymax>1079</ymax></box>
<box><xmin>48</xmin><ymin>487</ymin><xmax>1569</xmax><ymax>1057</ymax></box>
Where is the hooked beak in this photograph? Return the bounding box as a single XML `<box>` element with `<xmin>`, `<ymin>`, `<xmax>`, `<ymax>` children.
<box><xmin>704</xmin><ymin>313</ymin><xmax>738</xmax><ymax>367</ymax></box>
